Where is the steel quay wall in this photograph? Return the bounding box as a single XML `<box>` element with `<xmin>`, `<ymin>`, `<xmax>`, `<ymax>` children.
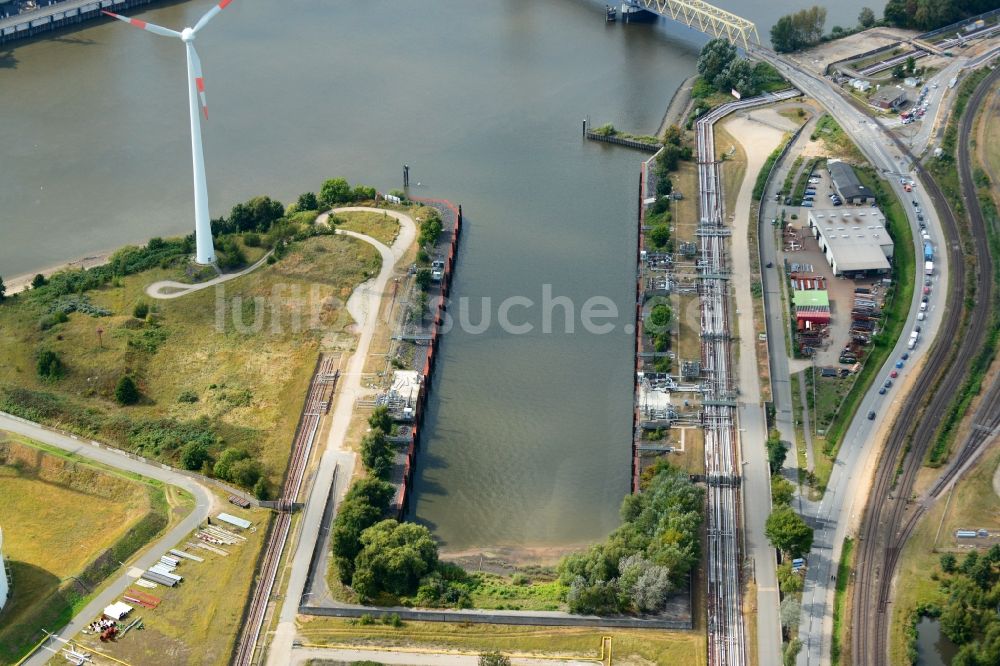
<box><xmin>393</xmin><ymin>198</ymin><xmax>463</xmax><ymax>519</ymax></box>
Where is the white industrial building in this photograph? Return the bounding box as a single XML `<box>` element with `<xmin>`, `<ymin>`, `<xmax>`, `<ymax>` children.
<box><xmin>807</xmin><ymin>208</ymin><xmax>894</xmax><ymax>277</ymax></box>
<box><xmin>0</xmin><ymin>528</ymin><xmax>8</xmax><ymax>612</ymax></box>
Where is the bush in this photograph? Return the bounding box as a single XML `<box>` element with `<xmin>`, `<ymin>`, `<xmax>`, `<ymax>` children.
<box><xmin>133</xmin><ymin>301</ymin><xmax>149</xmax><ymax>319</ymax></box>
<box><xmin>181</xmin><ymin>441</ymin><xmax>210</xmax><ymax>471</ymax></box>
<box><xmin>479</xmin><ymin>652</ymin><xmax>511</xmax><ymax>666</ymax></box>
<box><xmin>650</xmin><ymin>225</ymin><xmax>670</xmax><ymax>249</ymax></box>
<box><xmin>36</xmin><ymin>349</ymin><xmax>64</xmax><ymax>381</ymax></box>
<box><xmin>415</xmin><ymin>269</ymin><xmax>432</xmax><ymax>292</ymax></box>
<box><xmin>297</xmin><ymin>191</ymin><xmax>319</xmax><ymax>211</ymax></box>
<box><xmin>177</xmin><ymin>389</ymin><xmax>199</xmax><ymax>403</ymax></box>
<box><xmin>418</xmin><ymin>213</ymin><xmax>443</xmax><ymax>248</ymax></box>
<box><xmin>31</xmin><ymin>273</ymin><xmax>47</xmax><ymax>289</ymax></box>
<box><xmin>114</xmin><ymin>375</ymin><xmax>140</xmax><ymax>405</ymax></box>
<box><xmin>243</xmin><ymin>232</ymin><xmax>261</xmax><ymax>247</ymax></box>
<box><xmin>351</xmin><ymin>520</ymin><xmax>439</xmax><ymax>600</ymax></box>
<box><xmin>253</xmin><ymin>476</ymin><xmax>270</xmax><ymax>500</ymax></box>
<box><xmin>213</xmin><ymin>447</ymin><xmax>249</xmax><ymax>480</ymax></box>
<box><xmin>649</xmin><ymin>304</ymin><xmax>672</xmax><ymax>328</ymax></box>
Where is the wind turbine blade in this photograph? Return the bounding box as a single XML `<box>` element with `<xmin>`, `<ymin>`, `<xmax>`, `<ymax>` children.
<box><xmin>101</xmin><ymin>10</ymin><xmax>182</xmax><ymax>39</ymax></box>
<box><xmin>193</xmin><ymin>0</ymin><xmax>234</xmax><ymax>34</ymax></box>
<box><xmin>190</xmin><ymin>45</ymin><xmax>208</xmax><ymax>120</ymax></box>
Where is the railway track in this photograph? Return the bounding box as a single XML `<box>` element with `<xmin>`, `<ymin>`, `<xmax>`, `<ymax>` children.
<box><xmin>232</xmin><ymin>355</ymin><xmax>339</xmax><ymax>666</ymax></box>
<box><xmin>851</xmin><ymin>66</ymin><xmax>1000</xmax><ymax>666</ymax></box>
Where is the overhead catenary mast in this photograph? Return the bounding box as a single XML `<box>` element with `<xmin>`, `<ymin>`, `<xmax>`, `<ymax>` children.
<box><xmin>102</xmin><ymin>0</ymin><xmax>237</xmax><ymax>265</ymax></box>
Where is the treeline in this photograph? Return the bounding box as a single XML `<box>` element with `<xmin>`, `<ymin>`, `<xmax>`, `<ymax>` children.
<box><xmin>885</xmin><ymin>0</ymin><xmax>996</xmax><ymax>32</ymax></box>
<box><xmin>915</xmin><ymin>547</ymin><xmax>1000</xmax><ymax>665</ymax></box>
<box><xmin>556</xmin><ymin>462</ymin><xmax>702</xmax><ymax>615</ymax></box>
<box><xmin>696</xmin><ymin>39</ymin><xmax>786</xmax><ymax>98</ymax></box>
<box><xmin>772</xmin><ymin>0</ymin><xmax>994</xmax><ymax>53</ymax></box>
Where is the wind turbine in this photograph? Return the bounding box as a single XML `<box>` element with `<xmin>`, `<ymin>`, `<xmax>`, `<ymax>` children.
<box><xmin>102</xmin><ymin>0</ymin><xmax>237</xmax><ymax>265</ymax></box>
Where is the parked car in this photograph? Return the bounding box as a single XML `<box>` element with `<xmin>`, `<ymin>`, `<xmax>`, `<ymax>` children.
<box><xmin>879</xmin><ymin>387</ymin><xmax>887</xmax><ymax>395</ymax></box>
<box><xmin>868</xmin><ymin>410</ymin><xmax>877</xmax><ymax>420</ymax></box>
<box><xmin>885</xmin><ymin>379</ymin><xmax>893</xmax><ymax>388</ymax></box>
<box><xmin>917</xmin><ymin>311</ymin><xmax>926</xmax><ymax>321</ymax></box>
<box><xmin>896</xmin><ymin>360</ymin><xmax>905</xmax><ymax>369</ymax></box>
<box><xmin>902</xmin><ymin>352</ymin><xmax>910</xmax><ymax>360</ymax></box>
<box><xmin>890</xmin><ymin>370</ymin><xmax>899</xmax><ymax>378</ymax></box>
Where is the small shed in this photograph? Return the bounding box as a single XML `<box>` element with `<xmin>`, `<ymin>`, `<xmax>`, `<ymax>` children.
<box><xmin>217</xmin><ymin>513</ymin><xmax>252</xmax><ymax>530</ymax></box>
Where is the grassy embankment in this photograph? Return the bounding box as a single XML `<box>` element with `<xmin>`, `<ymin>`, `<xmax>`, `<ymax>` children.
<box><xmin>71</xmin><ymin>498</ymin><xmax>268</xmax><ymax>666</ymax></box>
<box><xmin>0</xmin><ymin>231</ymin><xmax>381</xmax><ymax>492</ymax></box>
<box><xmin>296</xmin><ymin>617</ymin><xmax>707</xmax><ymax>666</ymax></box>
<box><xmin>889</xmin><ymin>443</ymin><xmax>1000</xmax><ymax>664</ymax></box>
<box><xmin>0</xmin><ymin>433</ymin><xmax>181</xmax><ymax>663</ymax></box>
<box><xmin>830</xmin><ymin>537</ymin><xmax>854</xmax><ymax>665</ymax></box>
<box><xmin>335</xmin><ymin>210</ymin><xmax>403</xmax><ymax>246</ymax></box>
<box><xmin>923</xmin><ymin>69</ymin><xmax>1000</xmax><ymax>466</ymax></box>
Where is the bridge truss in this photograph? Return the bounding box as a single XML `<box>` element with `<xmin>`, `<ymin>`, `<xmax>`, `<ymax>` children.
<box><xmin>628</xmin><ymin>0</ymin><xmax>760</xmax><ymax>50</ymax></box>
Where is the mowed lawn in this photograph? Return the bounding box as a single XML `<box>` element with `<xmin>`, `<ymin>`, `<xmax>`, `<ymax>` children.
<box><xmin>0</xmin><ymin>234</ymin><xmax>380</xmax><ymax>487</ymax></box>
<box><xmin>335</xmin><ymin>210</ymin><xmax>402</xmax><ymax>246</ymax></box>
<box><xmin>0</xmin><ymin>436</ymin><xmax>154</xmax><ymax>661</ymax></box>
<box><xmin>295</xmin><ymin>618</ymin><xmax>707</xmax><ymax>666</ymax></box>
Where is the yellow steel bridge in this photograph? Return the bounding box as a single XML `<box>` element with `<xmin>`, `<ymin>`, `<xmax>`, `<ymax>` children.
<box><xmin>624</xmin><ymin>0</ymin><xmax>760</xmax><ymax>50</ymax></box>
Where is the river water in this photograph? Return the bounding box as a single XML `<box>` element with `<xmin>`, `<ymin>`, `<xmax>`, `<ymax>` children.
<box><xmin>0</xmin><ymin>0</ymin><xmax>868</xmax><ymax>553</ymax></box>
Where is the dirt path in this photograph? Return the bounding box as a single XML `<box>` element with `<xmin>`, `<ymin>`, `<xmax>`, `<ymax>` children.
<box><xmin>144</xmin><ymin>251</ymin><xmax>272</xmax><ymax>300</ymax></box>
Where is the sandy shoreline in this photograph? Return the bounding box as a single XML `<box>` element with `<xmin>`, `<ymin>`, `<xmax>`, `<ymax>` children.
<box><xmin>5</xmin><ymin>250</ymin><xmax>115</xmax><ymax>295</ymax></box>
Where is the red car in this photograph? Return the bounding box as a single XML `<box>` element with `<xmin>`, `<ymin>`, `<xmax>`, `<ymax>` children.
<box><xmin>923</xmin><ymin>286</ymin><xmax>931</xmax><ymax>294</ymax></box>
<box><xmin>890</xmin><ymin>370</ymin><xmax>899</xmax><ymax>378</ymax></box>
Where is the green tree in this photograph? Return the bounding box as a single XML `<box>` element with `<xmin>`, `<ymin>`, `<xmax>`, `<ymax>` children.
<box><xmin>767</xmin><ymin>436</ymin><xmax>789</xmax><ymax>475</ymax></box>
<box><xmin>650</xmin><ymin>225</ymin><xmax>670</xmax><ymax>249</ymax></box>
<box><xmin>319</xmin><ymin>177</ymin><xmax>352</xmax><ymax>208</ymax></box>
<box><xmin>415</xmin><ymin>268</ymin><xmax>432</xmax><ymax>292</ymax></box>
<box><xmin>892</xmin><ymin>63</ymin><xmax>906</xmax><ymax>79</ymax></box>
<box><xmin>181</xmin><ymin>441</ymin><xmax>210</xmax><ymax>471</ymax></box>
<box><xmin>906</xmin><ymin>55</ymin><xmax>916</xmax><ymax>74</ymax></box>
<box><xmin>253</xmin><ymin>477</ymin><xmax>270</xmax><ymax>500</ymax></box>
<box><xmin>418</xmin><ymin>214</ymin><xmax>443</xmax><ymax>247</ymax></box>
<box><xmin>213</xmin><ymin>447</ymin><xmax>249</xmax><ymax>480</ymax></box>
<box><xmin>229</xmin><ymin>458</ymin><xmax>264</xmax><ymax>488</ymax></box>
<box><xmin>697</xmin><ymin>38</ymin><xmax>738</xmax><ymax>84</ymax></box>
<box><xmin>297</xmin><ymin>191</ymin><xmax>319</xmax><ymax>211</ymax></box>
<box><xmin>369</xmin><ymin>406</ymin><xmax>393</xmax><ymax>434</ymax></box>
<box><xmin>662</xmin><ymin>124</ymin><xmax>683</xmax><ymax>146</ymax></box>
<box><xmin>360</xmin><ymin>429</ymin><xmax>395</xmax><ymax>479</ymax></box>
<box><xmin>36</xmin><ymin>349</ymin><xmax>64</xmax><ymax>380</ymax></box>
<box><xmin>771</xmin><ymin>476</ymin><xmax>795</xmax><ymax>505</ymax></box>
<box><xmin>765</xmin><ymin>505</ymin><xmax>814</xmax><ymax>557</ymax></box>
<box><xmin>771</xmin><ymin>6</ymin><xmax>827</xmax><ymax>52</ymax></box>
<box><xmin>31</xmin><ymin>273</ymin><xmax>47</xmax><ymax>289</ymax></box>
<box><xmin>351</xmin><ymin>519</ymin><xmax>439</xmax><ymax>599</ymax></box>
<box><xmin>352</xmin><ymin>184</ymin><xmax>377</xmax><ymax>201</ymax></box>
<box><xmin>858</xmin><ymin>6</ymin><xmax>876</xmax><ymax>27</ymax></box>
<box><xmin>941</xmin><ymin>552</ymin><xmax>958</xmax><ymax>573</ymax></box>
<box><xmin>330</xmin><ymin>480</ymin><xmax>394</xmax><ymax>582</ymax></box>
<box><xmin>649</xmin><ymin>304</ymin><xmax>672</xmax><ymax>328</ymax></box>
<box><xmin>114</xmin><ymin>375</ymin><xmax>140</xmax><ymax>405</ymax></box>
<box><xmin>0</xmin><ymin>276</ymin><xmax>5</xmax><ymax>302</ymax></box>
<box><xmin>479</xmin><ymin>652</ymin><xmax>511</xmax><ymax>666</ymax></box>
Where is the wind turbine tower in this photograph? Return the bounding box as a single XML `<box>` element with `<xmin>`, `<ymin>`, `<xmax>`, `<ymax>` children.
<box><xmin>103</xmin><ymin>0</ymin><xmax>237</xmax><ymax>265</ymax></box>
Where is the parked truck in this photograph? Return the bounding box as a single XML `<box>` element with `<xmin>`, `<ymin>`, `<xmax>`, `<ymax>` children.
<box><xmin>925</xmin><ymin>260</ymin><xmax>934</xmax><ymax>275</ymax></box>
<box><xmin>924</xmin><ymin>242</ymin><xmax>933</xmax><ymax>262</ymax></box>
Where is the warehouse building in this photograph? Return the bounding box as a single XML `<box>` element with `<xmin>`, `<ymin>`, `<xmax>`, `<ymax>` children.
<box><xmin>870</xmin><ymin>85</ymin><xmax>907</xmax><ymax>111</ymax></box>
<box><xmin>828</xmin><ymin>161</ymin><xmax>874</xmax><ymax>205</ymax></box>
<box><xmin>808</xmin><ymin>208</ymin><xmax>894</xmax><ymax>277</ymax></box>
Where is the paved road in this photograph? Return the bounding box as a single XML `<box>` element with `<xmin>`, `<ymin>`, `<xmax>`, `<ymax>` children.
<box><xmin>758</xmin><ymin>112</ymin><xmax>819</xmax><ymax>474</ymax></box>
<box><xmin>0</xmin><ymin>413</ymin><xmax>214</xmax><ymax>666</ymax></box>
<box><xmin>267</xmin><ymin>207</ymin><xmax>416</xmax><ymax>666</ymax></box>
<box><xmin>754</xmin><ymin>50</ymin><xmax>951</xmax><ymax>666</ymax></box>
